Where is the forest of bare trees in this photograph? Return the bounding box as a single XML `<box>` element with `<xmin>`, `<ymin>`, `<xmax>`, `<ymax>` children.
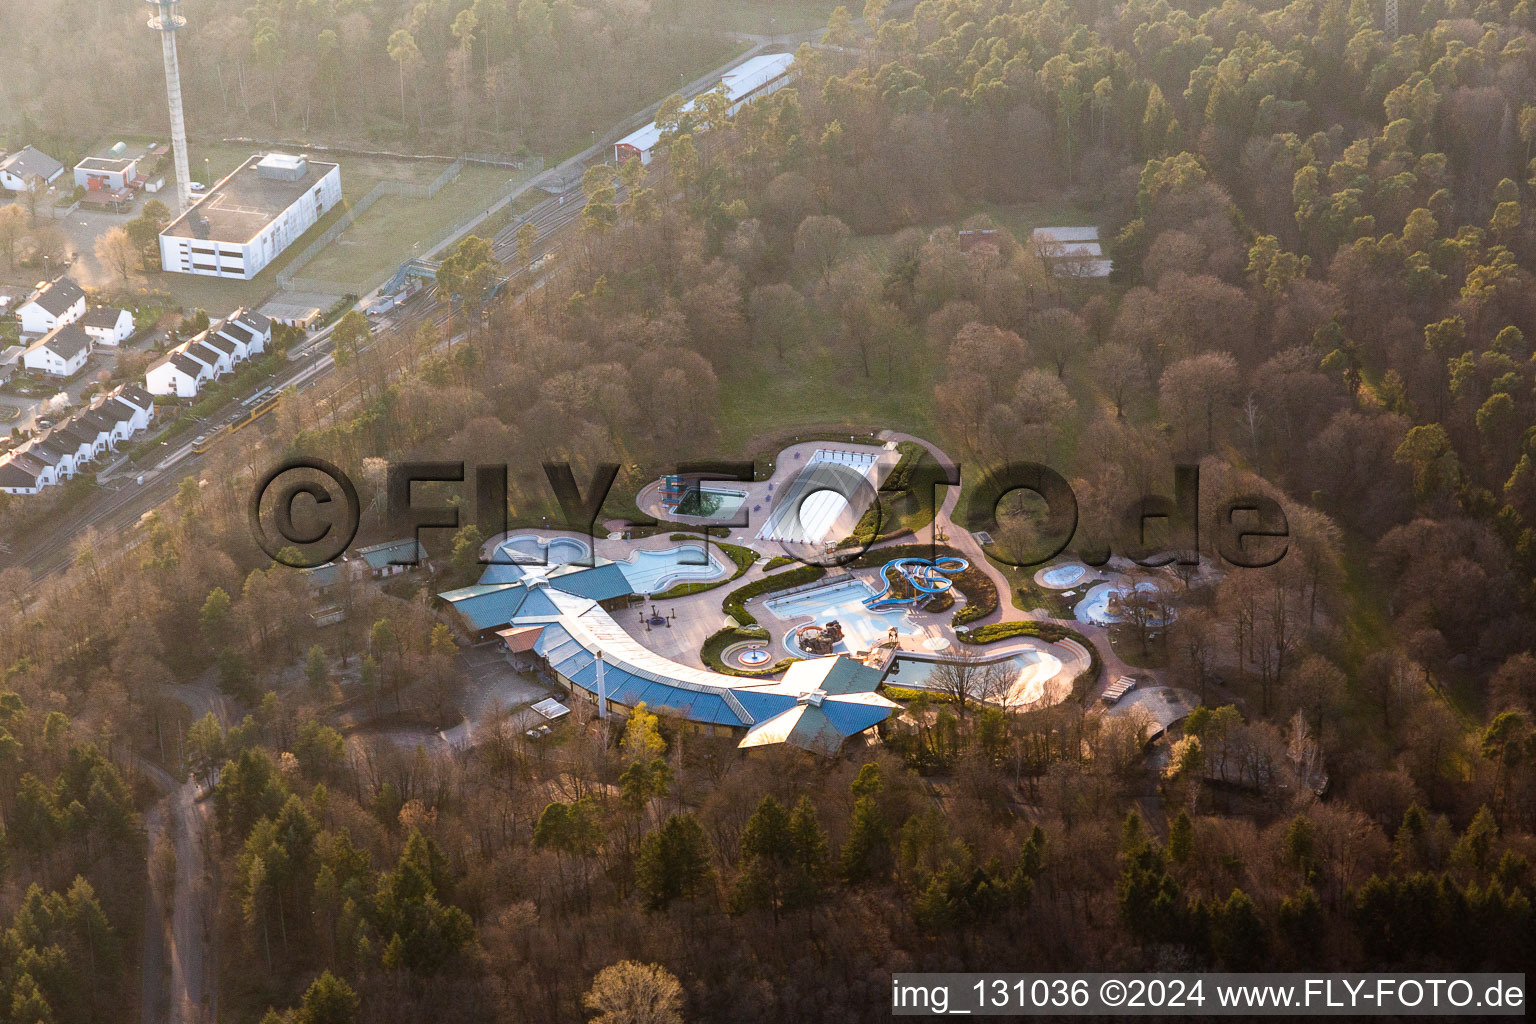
<box><xmin>6</xmin><ymin>0</ymin><xmax>1536</xmax><ymax>1019</ymax></box>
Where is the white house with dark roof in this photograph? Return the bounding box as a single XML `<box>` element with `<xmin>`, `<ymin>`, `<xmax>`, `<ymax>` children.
<box><xmin>0</xmin><ymin>451</ymin><xmax>51</xmax><ymax>494</ymax></box>
<box><xmin>214</xmin><ymin>310</ymin><xmax>271</xmax><ymax>361</ymax></box>
<box><xmin>145</xmin><ymin>338</ymin><xmax>207</xmax><ymax>397</ymax></box>
<box><xmin>57</xmin><ymin>420</ymin><xmax>105</xmax><ymax>463</ymax></box>
<box><xmin>73</xmin><ymin>407</ymin><xmax>118</xmax><ymax>448</ymax></box>
<box><xmin>92</xmin><ymin>392</ymin><xmax>149</xmax><ymax>443</ymax></box>
<box><xmin>0</xmin><ymin>383</ymin><xmax>155</xmax><ymax>495</ymax></box>
<box><xmin>0</xmin><ymin>146</ymin><xmax>65</xmax><ymax>191</ymax></box>
<box><xmin>80</xmin><ymin>307</ymin><xmax>134</xmax><ymax>346</ymax></box>
<box><xmin>52</xmin><ymin>423</ymin><xmax>100</xmax><ymax>466</ymax></box>
<box><xmin>22</xmin><ymin>323</ymin><xmax>92</xmax><ymax>377</ymax></box>
<box><xmin>116</xmin><ymin>384</ymin><xmax>155</xmax><ymax>417</ymax></box>
<box><xmin>145</xmin><ymin>349</ymin><xmax>207</xmax><ymax>397</ymax></box>
<box><xmin>201</xmin><ymin>332</ymin><xmax>240</xmax><ymax>368</ymax></box>
<box><xmin>17</xmin><ymin>277</ymin><xmax>86</xmax><ymax>336</ymax></box>
<box><xmin>185</xmin><ymin>338</ymin><xmax>232</xmax><ymax>377</ymax></box>
<box><xmin>28</xmin><ymin>433</ymin><xmax>81</xmax><ymax>479</ymax></box>
<box><xmin>12</xmin><ymin>440</ymin><xmax>65</xmax><ymax>482</ymax></box>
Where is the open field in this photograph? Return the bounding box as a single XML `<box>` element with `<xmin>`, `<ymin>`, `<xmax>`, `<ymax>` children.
<box><xmin>298</xmin><ymin>164</ymin><xmax>531</xmax><ymax>291</ymax></box>
<box><xmin>680</xmin><ymin>0</ymin><xmax>841</xmax><ymax>33</ymax></box>
<box><xmin>118</xmin><ymin>142</ymin><xmax>524</xmax><ymax>309</ymax></box>
<box><xmin>714</xmin><ymin>334</ymin><xmax>937</xmax><ymax>454</ymax></box>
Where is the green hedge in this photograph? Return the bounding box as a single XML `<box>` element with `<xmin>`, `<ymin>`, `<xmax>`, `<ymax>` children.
<box><xmin>722</xmin><ymin>565</ymin><xmax>826</xmax><ymax>625</ymax></box>
<box><xmin>960</xmin><ymin>620</ymin><xmax>1079</xmax><ymax>644</ymax></box>
<box><xmin>834</xmin><ymin>441</ymin><xmax>933</xmax><ymax>549</ymax></box>
<box><xmin>883</xmin><ymin>686</ymin><xmax>960</xmax><ymax>704</ymax></box>
<box><xmin>763</xmin><ymin>555</ymin><xmax>796</xmax><ymax>570</ymax></box>
<box><xmin>700</xmin><ymin>625</ymin><xmax>798</xmax><ymax>676</ymax></box>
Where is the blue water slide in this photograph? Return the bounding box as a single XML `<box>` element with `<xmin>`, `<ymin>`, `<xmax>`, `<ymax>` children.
<box><xmin>862</xmin><ymin>556</ymin><xmax>969</xmax><ymax>609</ymax></box>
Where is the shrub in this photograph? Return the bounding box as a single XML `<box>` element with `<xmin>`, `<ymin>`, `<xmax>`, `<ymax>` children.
<box><xmin>962</xmin><ymin>621</ymin><xmax>1074</xmax><ymax>644</ymax></box>
<box><xmin>883</xmin><ymin>686</ymin><xmax>959</xmax><ymax>704</ymax></box>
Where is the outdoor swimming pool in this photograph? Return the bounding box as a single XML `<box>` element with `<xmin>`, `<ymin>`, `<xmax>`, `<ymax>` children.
<box><xmin>481</xmin><ymin>535</ymin><xmax>593</xmax><ymax>582</ymax></box>
<box><xmin>673</xmin><ymin>486</ymin><xmax>748</xmax><ymax>521</ymax></box>
<box><xmin>618</xmin><ymin>544</ymin><xmax>727</xmax><ymax>594</ymax></box>
<box><xmin>1074</xmin><ymin>579</ymin><xmax>1174</xmax><ymax>626</ymax></box>
<box><xmin>766</xmin><ymin>578</ymin><xmax>917</xmax><ymax>656</ymax></box>
<box><xmin>883</xmin><ymin>650</ymin><xmax>1063</xmax><ymax>705</ymax></box>
<box><xmin>1040</xmin><ymin>563</ymin><xmax>1088</xmax><ymax>588</ymax></box>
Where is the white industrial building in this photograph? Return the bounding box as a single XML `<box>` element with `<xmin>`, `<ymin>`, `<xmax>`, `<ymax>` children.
<box><xmin>614</xmin><ymin>52</ymin><xmax>796</xmax><ymax>166</ymax></box>
<box><xmin>74</xmin><ymin>156</ymin><xmax>141</xmax><ymax>192</ymax></box>
<box><xmin>158</xmin><ymin>153</ymin><xmax>341</xmax><ymax>280</ymax></box>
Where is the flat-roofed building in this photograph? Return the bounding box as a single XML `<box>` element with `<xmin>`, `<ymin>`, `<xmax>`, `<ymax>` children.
<box><xmin>158</xmin><ymin>153</ymin><xmax>342</xmax><ymax>280</ymax></box>
<box><xmin>74</xmin><ymin>155</ymin><xmax>141</xmax><ymax>192</ymax></box>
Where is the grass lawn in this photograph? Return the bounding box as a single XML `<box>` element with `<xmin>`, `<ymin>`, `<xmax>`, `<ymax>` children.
<box><xmin>141</xmin><ymin>194</ymin><xmax>359</xmax><ymax>312</ymax></box>
<box><xmin>714</xmin><ymin>330</ymin><xmax>936</xmax><ymax>455</ymax></box>
<box><xmin>131</xmin><ymin>146</ymin><xmax>525</xmax><ymax>309</ymax></box>
<box><xmin>971</xmin><ymin>198</ymin><xmax>1104</xmax><ymax>238</ymax></box>
<box><xmin>299</xmin><ymin>164</ymin><xmax>532</xmax><ymax>291</ymax></box>
<box><xmin>681</xmin><ymin>0</ymin><xmax>841</xmax><ymax>33</ymax></box>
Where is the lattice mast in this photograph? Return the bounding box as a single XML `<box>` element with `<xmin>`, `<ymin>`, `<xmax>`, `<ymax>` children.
<box><xmin>1386</xmin><ymin>0</ymin><xmax>1400</xmax><ymax>38</ymax></box>
<box><xmin>146</xmin><ymin>0</ymin><xmax>193</xmax><ymax>212</ymax></box>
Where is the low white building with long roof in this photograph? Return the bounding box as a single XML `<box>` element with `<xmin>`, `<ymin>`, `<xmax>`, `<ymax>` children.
<box><xmin>614</xmin><ymin>52</ymin><xmax>797</xmax><ymax>166</ymax></box>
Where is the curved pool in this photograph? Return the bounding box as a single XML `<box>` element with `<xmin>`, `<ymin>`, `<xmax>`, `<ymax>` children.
<box><xmin>1074</xmin><ymin>579</ymin><xmax>1175</xmax><ymax>626</ymax></box>
<box><xmin>618</xmin><ymin>543</ymin><xmax>727</xmax><ymax>594</ymax></box>
<box><xmin>481</xmin><ymin>534</ymin><xmax>593</xmax><ymax>582</ymax></box>
<box><xmin>767</xmin><ymin>578</ymin><xmax>917</xmax><ymax>657</ymax></box>
<box><xmin>883</xmin><ymin>650</ymin><xmax>1067</xmax><ymax>707</ymax></box>
<box><xmin>1039</xmin><ymin>563</ymin><xmax>1088</xmax><ymax>588</ymax></box>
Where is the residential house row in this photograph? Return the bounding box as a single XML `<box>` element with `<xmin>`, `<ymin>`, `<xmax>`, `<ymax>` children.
<box><xmin>0</xmin><ymin>384</ymin><xmax>155</xmax><ymax>494</ymax></box>
<box><xmin>145</xmin><ymin>309</ymin><xmax>272</xmax><ymax>398</ymax></box>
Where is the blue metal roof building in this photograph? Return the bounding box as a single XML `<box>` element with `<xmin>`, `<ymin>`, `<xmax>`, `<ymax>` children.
<box><xmin>501</xmin><ymin>585</ymin><xmax>897</xmax><ymax>753</ymax></box>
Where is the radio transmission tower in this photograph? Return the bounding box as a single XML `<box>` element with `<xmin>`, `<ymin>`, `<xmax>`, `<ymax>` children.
<box><xmin>1386</xmin><ymin>0</ymin><xmax>1400</xmax><ymax>38</ymax></box>
<box><xmin>146</xmin><ymin>0</ymin><xmax>193</xmax><ymax>212</ymax></box>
